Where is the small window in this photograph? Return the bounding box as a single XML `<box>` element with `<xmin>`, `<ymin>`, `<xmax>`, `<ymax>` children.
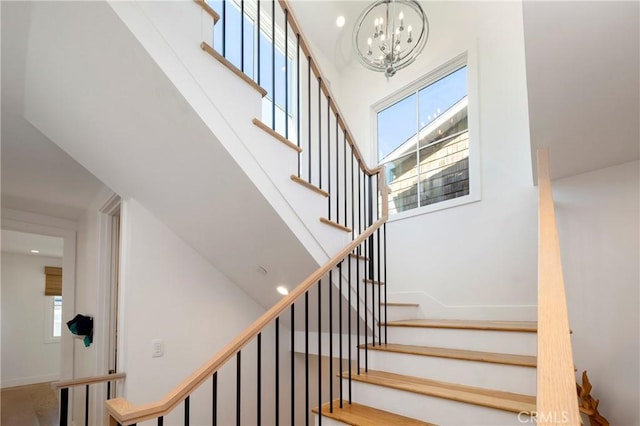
<box><xmin>45</xmin><ymin>296</ymin><xmax>62</xmax><ymax>343</ymax></box>
<box><xmin>377</xmin><ymin>64</ymin><xmax>470</xmax><ymax>215</ymax></box>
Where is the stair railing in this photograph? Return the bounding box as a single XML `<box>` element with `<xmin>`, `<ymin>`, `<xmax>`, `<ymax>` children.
<box><xmin>52</xmin><ymin>371</ymin><xmax>126</xmax><ymax>425</ymax></box>
<box><xmin>200</xmin><ymin>0</ymin><xmax>380</xmax><ymax>236</ymax></box>
<box><xmin>106</xmin><ymin>172</ymin><xmax>388</xmax><ymax>425</ymax></box>
<box><xmin>536</xmin><ymin>148</ymin><xmax>580</xmax><ymax>425</ymax></box>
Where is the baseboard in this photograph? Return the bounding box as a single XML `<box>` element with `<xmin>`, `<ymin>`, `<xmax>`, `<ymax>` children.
<box><xmin>388</xmin><ymin>291</ymin><xmax>537</xmax><ymax>321</ymax></box>
<box><xmin>1</xmin><ymin>373</ymin><xmax>60</xmax><ymax>389</ymax></box>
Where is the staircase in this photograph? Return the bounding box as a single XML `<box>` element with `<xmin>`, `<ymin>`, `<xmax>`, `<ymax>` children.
<box><xmin>317</xmin><ymin>301</ymin><xmax>538</xmax><ymax>425</ymax></box>
<box><xmin>20</xmin><ymin>0</ymin><xmax>580</xmax><ymax>424</ymax></box>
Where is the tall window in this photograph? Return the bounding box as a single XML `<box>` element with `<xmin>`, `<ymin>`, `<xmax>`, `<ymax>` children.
<box><xmin>209</xmin><ymin>0</ymin><xmax>297</xmax><ymax>139</ymax></box>
<box><xmin>378</xmin><ymin>65</ymin><xmax>469</xmax><ymax>215</ymax></box>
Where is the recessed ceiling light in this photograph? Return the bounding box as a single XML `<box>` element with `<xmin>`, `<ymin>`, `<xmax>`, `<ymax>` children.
<box><xmin>336</xmin><ymin>16</ymin><xmax>345</xmax><ymax>28</ymax></box>
<box><xmin>30</xmin><ymin>249</ymin><xmax>40</xmax><ymax>254</ymax></box>
<box><xmin>276</xmin><ymin>286</ymin><xmax>289</xmax><ymax>296</ymax></box>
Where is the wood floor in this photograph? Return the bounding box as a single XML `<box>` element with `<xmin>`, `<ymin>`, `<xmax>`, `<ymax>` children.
<box><xmin>1</xmin><ymin>382</ymin><xmax>58</xmax><ymax>426</ymax></box>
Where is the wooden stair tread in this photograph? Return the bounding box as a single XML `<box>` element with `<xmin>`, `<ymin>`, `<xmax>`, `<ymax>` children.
<box><xmin>200</xmin><ymin>42</ymin><xmax>267</xmax><ymax>97</ymax></box>
<box><xmin>342</xmin><ymin>370</ymin><xmax>536</xmax><ymax>414</ymax></box>
<box><xmin>361</xmin><ymin>343</ymin><xmax>536</xmax><ymax>367</ymax></box>
<box><xmin>348</xmin><ymin>253</ymin><xmax>368</xmax><ymax>261</ymax></box>
<box><xmin>290</xmin><ymin>175</ymin><xmax>328</xmax><ymax>197</ymax></box>
<box><xmin>253</xmin><ymin>119</ymin><xmax>302</xmax><ymax>153</ymax></box>
<box><xmin>312</xmin><ymin>400</ymin><xmax>436</xmax><ymax>426</ymax></box>
<box><xmin>384</xmin><ymin>319</ymin><xmax>537</xmax><ymax>332</ymax></box>
<box><xmin>320</xmin><ymin>217</ymin><xmax>351</xmax><ymax>233</ymax></box>
<box><xmin>381</xmin><ymin>302</ymin><xmax>419</xmax><ymax>307</ymax></box>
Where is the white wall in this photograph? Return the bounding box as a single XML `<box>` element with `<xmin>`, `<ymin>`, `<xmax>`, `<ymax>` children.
<box><xmin>1</xmin><ymin>252</ymin><xmax>62</xmax><ymax>387</ymax></box>
<box><xmin>118</xmin><ymin>199</ymin><xmax>291</xmax><ymax>425</ymax></box>
<box><xmin>333</xmin><ymin>2</ymin><xmax>537</xmax><ymax>314</ymax></box>
<box><xmin>554</xmin><ymin>160</ymin><xmax>639</xmax><ymax>425</ymax></box>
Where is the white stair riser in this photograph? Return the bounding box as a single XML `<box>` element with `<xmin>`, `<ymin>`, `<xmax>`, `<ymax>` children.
<box><xmin>365</xmin><ymin>349</ymin><xmax>536</xmax><ymax>395</ymax></box>
<box><xmin>346</xmin><ymin>378</ymin><xmax>527</xmax><ymax>426</ymax></box>
<box><xmin>383</xmin><ymin>306</ymin><xmax>422</xmax><ymax>322</ymax></box>
<box><xmin>386</xmin><ymin>327</ymin><xmax>537</xmax><ymax>356</ymax></box>
<box><xmin>314</xmin><ymin>414</ymin><xmax>347</xmax><ymax>426</ymax></box>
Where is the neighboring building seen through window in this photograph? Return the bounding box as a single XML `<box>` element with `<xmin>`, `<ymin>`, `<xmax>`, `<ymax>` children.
<box><xmin>378</xmin><ymin>66</ymin><xmax>469</xmax><ymax>215</ymax></box>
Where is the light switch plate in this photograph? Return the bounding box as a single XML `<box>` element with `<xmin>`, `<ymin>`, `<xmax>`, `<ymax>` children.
<box><xmin>152</xmin><ymin>339</ymin><xmax>164</xmax><ymax>358</ymax></box>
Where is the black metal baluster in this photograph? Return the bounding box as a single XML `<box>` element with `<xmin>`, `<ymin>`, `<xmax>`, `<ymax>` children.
<box><xmin>350</xmin><ymin>146</ymin><xmax>354</xmax><ymax>240</ymax></box>
<box><xmin>256</xmin><ymin>0</ymin><xmax>260</xmax><ymax>85</ymax></box>
<box><xmin>348</xmin><ymin>247</ymin><xmax>353</xmax><ymax>402</ymax></box>
<box><xmin>212</xmin><ymin>372</ymin><xmax>218</xmax><ymax>426</ymax></box>
<box><xmin>318</xmin><ymin>78</ymin><xmax>322</xmax><ymax>190</ymax></box>
<box><xmin>343</xmin><ymin>130</ymin><xmax>347</xmax><ymax>231</ymax></box>
<box><xmin>368</xmin><ymin>176</ymin><xmax>375</xmax><ymax>350</ymax></box>
<box><xmin>237</xmin><ymin>351</ymin><xmax>241</xmax><ymax>426</ymax></box>
<box><xmin>338</xmin><ymin>261</ymin><xmax>343</xmax><ymax>408</ymax></box>
<box><xmin>364</xmin><ymin>234</ymin><xmax>368</xmax><ymax>370</ymax></box>
<box><xmin>378</xmin><ymin>227</ymin><xmax>382</xmax><ymax>345</ymax></box>
<box><xmin>85</xmin><ymin>384</ymin><xmax>89</xmax><ymax>426</ymax></box>
<box><xmin>158</xmin><ymin>416</ymin><xmax>163</xmax><ymax>426</ymax></box>
<box><xmin>296</xmin><ymin>34</ymin><xmax>301</xmax><ymax>176</ymax></box>
<box><xmin>107</xmin><ymin>380</ymin><xmax>111</xmax><ymax>401</ymax></box>
<box><xmin>317</xmin><ymin>279</ymin><xmax>322</xmax><ymax>426</ymax></box>
<box><xmin>275</xmin><ymin>317</ymin><xmax>280</xmax><ymax>426</ymax></box>
<box><xmin>257</xmin><ymin>333</ymin><xmax>262</xmax><ymax>425</ymax></box>
<box><xmin>370</xmin><ymin>202</ymin><xmax>375</xmax><ymax>349</ymax></box>
<box><xmin>357</xmin><ymin>166</ymin><xmax>361</xmax><ymax>374</ymax></box>
<box><xmin>60</xmin><ymin>388</ymin><xmax>69</xmax><ymax>426</ymax></box>
<box><xmin>271</xmin><ymin>0</ymin><xmax>276</xmax><ymax>130</ymax></box>
<box><xmin>307</xmin><ymin>58</ymin><xmax>311</xmax><ymax>184</ymax></box>
<box><xmin>222</xmin><ymin>0</ymin><xmax>226</xmax><ymax>57</ymax></box>
<box><xmin>291</xmin><ymin>304</ymin><xmax>295</xmax><ymax>425</ymax></box>
<box><xmin>185</xmin><ymin>396</ymin><xmax>190</xmax><ymax>426</ymax></box>
<box><xmin>335</xmin><ymin>113</ymin><xmax>339</xmax><ymax>224</ymax></box>
<box><xmin>284</xmin><ymin>9</ymin><xmax>289</xmax><ymax>140</ymax></box>
<box><xmin>329</xmin><ymin>270</ymin><xmax>333</xmax><ymax>413</ymax></box>
<box><xmin>240</xmin><ymin>0</ymin><xmax>244</xmax><ymax>72</ymax></box>
<box><xmin>305</xmin><ymin>291</ymin><xmax>309</xmax><ymax>426</ymax></box>
<box><xmin>384</xmin><ymin>223</ymin><xmax>388</xmax><ymax>344</ymax></box>
<box><xmin>327</xmin><ymin>97</ymin><xmax>331</xmax><ymax>219</ymax></box>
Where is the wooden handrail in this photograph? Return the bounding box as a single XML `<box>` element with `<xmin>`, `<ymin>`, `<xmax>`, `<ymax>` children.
<box><xmin>277</xmin><ymin>0</ymin><xmax>381</xmax><ymax>177</ymax></box>
<box><xmin>52</xmin><ymin>372</ymin><xmax>126</xmax><ymax>390</ymax></box>
<box><xmin>536</xmin><ymin>148</ymin><xmax>580</xmax><ymax>425</ymax></box>
<box><xmin>106</xmin><ymin>171</ymin><xmax>388</xmax><ymax>425</ymax></box>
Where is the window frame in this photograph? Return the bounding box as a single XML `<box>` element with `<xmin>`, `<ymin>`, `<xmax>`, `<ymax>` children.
<box><xmin>371</xmin><ymin>51</ymin><xmax>482</xmax><ymax>221</ymax></box>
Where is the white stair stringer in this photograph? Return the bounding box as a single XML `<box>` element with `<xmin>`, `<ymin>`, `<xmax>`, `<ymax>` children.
<box><xmin>107</xmin><ymin>1</ymin><xmax>352</xmax><ymax>262</ymax></box>
<box><xmin>345</xmin><ymin>378</ymin><xmax>527</xmax><ymax>426</ymax></box>
<box><xmin>364</xmin><ymin>348</ymin><xmax>536</xmax><ymax>395</ymax></box>
<box><xmin>387</xmin><ymin>326</ymin><xmax>537</xmax><ymax>356</ymax></box>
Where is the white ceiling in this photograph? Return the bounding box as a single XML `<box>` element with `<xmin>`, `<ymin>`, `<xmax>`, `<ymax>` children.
<box><xmin>523</xmin><ymin>0</ymin><xmax>640</xmax><ymax>180</ymax></box>
<box><xmin>1</xmin><ymin>1</ymin><xmax>106</xmax><ymax>220</ymax></box>
<box><xmin>1</xmin><ymin>229</ymin><xmax>63</xmax><ymax>258</ymax></box>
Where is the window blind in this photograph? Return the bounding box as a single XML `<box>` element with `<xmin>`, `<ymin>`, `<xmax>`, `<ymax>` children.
<box><xmin>44</xmin><ymin>266</ymin><xmax>62</xmax><ymax>296</ymax></box>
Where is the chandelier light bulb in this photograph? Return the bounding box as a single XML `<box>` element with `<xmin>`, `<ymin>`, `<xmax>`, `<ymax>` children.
<box><xmin>399</xmin><ymin>11</ymin><xmax>404</xmax><ymax>30</ymax></box>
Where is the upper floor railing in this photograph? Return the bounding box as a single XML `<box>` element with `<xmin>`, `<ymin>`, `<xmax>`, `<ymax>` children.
<box><xmin>535</xmin><ymin>148</ymin><xmax>580</xmax><ymax>425</ymax></box>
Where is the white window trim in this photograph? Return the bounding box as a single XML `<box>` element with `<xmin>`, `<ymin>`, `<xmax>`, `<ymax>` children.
<box><xmin>44</xmin><ymin>296</ymin><xmax>61</xmax><ymax>344</ymax></box>
<box><xmin>371</xmin><ymin>47</ymin><xmax>482</xmax><ymax>222</ymax></box>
